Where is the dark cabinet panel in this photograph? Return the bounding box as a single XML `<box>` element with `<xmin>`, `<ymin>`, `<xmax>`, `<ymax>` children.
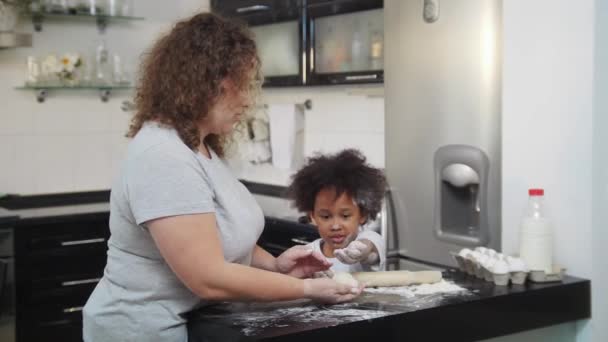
<box><xmin>211</xmin><ymin>0</ymin><xmax>302</xmax><ymax>25</ymax></box>
<box><xmin>212</xmin><ymin>0</ymin><xmax>305</xmax><ymax>86</ymax></box>
<box><xmin>212</xmin><ymin>0</ymin><xmax>383</xmax><ymax>86</ymax></box>
<box><xmin>14</xmin><ymin>216</ymin><xmax>109</xmax><ymax>342</ymax></box>
<box><xmin>307</xmin><ymin>0</ymin><xmax>383</xmax><ymax>85</ymax></box>
<box><xmin>258</xmin><ymin>218</ymin><xmax>319</xmax><ymax>256</ymax></box>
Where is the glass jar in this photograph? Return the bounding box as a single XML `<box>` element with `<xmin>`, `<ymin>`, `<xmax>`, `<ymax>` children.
<box><xmin>26</xmin><ymin>56</ymin><xmax>40</xmax><ymax>86</ymax></box>
<box><xmin>45</xmin><ymin>0</ymin><xmax>68</xmax><ymax>14</ymax></box>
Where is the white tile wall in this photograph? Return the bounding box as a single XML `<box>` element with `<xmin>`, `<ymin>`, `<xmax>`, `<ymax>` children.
<box><xmin>231</xmin><ymin>85</ymin><xmax>386</xmax><ymax>186</ymax></box>
<box><xmin>231</xmin><ymin>85</ymin><xmax>384</xmax><ymax>183</ymax></box>
<box><xmin>0</xmin><ymin>0</ymin><xmax>385</xmax><ymax>194</ymax></box>
<box><xmin>0</xmin><ymin>0</ymin><xmax>211</xmax><ymax>195</ymax></box>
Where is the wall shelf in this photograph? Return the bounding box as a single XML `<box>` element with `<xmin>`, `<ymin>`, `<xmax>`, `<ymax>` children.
<box><xmin>16</xmin><ymin>84</ymin><xmax>132</xmax><ymax>103</ymax></box>
<box><xmin>30</xmin><ymin>11</ymin><xmax>144</xmax><ymax>33</ymax></box>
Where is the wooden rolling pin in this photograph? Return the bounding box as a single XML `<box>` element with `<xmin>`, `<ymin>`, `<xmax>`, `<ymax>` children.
<box><xmin>334</xmin><ymin>270</ymin><xmax>442</xmax><ymax>287</ymax></box>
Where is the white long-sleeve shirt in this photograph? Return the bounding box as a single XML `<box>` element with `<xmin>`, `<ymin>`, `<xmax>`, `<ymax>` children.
<box><xmin>307</xmin><ymin>230</ymin><xmax>386</xmax><ymax>272</ymax></box>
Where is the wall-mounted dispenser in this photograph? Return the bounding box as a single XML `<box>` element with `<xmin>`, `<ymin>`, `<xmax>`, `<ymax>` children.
<box><xmin>434</xmin><ymin>145</ymin><xmax>489</xmax><ymax>246</ymax></box>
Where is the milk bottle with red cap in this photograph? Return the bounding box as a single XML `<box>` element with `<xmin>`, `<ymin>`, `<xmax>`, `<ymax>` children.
<box><xmin>519</xmin><ymin>188</ymin><xmax>553</xmax><ymax>274</ymax></box>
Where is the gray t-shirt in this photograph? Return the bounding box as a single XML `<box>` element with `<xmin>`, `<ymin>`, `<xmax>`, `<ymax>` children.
<box><xmin>83</xmin><ymin>122</ymin><xmax>264</xmax><ymax>342</ymax></box>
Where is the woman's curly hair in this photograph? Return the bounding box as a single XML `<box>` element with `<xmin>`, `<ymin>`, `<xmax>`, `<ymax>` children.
<box><xmin>287</xmin><ymin>149</ymin><xmax>387</xmax><ymax>221</ymax></box>
<box><xmin>127</xmin><ymin>12</ymin><xmax>261</xmax><ymax>156</ymax></box>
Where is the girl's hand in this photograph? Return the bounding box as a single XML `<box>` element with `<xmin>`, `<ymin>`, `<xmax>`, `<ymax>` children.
<box><xmin>276</xmin><ymin>245</ymin><xmax>332</xmax><ymax>278</ymax></box>
<box><xmin>334</xmin><ymin>240</ymin><xmax>378</xmax><ymax>265</ymax></box>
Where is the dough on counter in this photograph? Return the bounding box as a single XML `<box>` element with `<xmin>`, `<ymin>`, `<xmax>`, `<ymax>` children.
<box><xmin>353</xmin><ymin>270</ymin><xmax>442</xmax><ymax>287</ymax></box>
<box><xmin>332</xmin><ymin>272</ymin><xmax>359</xmax><ymax>287</ymax></box>
<box><xmin>332</xmin><ymin>270</ymin><xmax>442</xmax><ymax>287</ymax></box>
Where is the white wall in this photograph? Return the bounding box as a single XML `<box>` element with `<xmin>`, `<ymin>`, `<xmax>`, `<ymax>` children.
<box><xmin>0</xmin><ymin>0</ymin><xmax>384</xmax><ymax>193</ymax></box>
<box><xmin>230</xmin><ymin>85</ymin><xmax>385</xmax><ymax>186</ymax></box>
<box><xmin>0</xmin><ymin>0</ymin><xmax>210</xmax><ymax>195</ymax></box>
<box><xmin>502</xmin><ymin>0</ymin><xmax>594</xmax><ymax>277</ymax></box>
<box><xmin>592</xmin><ymin>0</ymin><xmax>608</xmax><ymax>341</ymax></box>
<box><xmin>263</xmin><ymin>86</ymin><xmax>384</xmax><ymax>168</ymax></box>
<box><xmin>501</xmin><ymin>0</ymin><xmax>598</xmax><ymax>341</ymax></box>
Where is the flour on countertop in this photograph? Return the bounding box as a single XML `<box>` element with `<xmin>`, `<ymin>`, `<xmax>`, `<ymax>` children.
<box><xmin>236</xmin><ymin>304</ymin><xmax>389</xmax><ymax>336</ymax></box>
<box><xmin>364</xmin><ymin>279</ymin><xmax>466</xmax><ymax>296</ymax></box>
<box><xmin>222</xmin><ymin>280</ymin><xmax>469</xmax><ymax>337</ymax></box>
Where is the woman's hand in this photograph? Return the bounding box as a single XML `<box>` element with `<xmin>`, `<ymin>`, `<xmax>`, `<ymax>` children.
<box><xmin>334</xmin><ymin>240</ymin><xmax>379</xmax><ymax>265</ymax></box>
<box><xmin>303</xmin><ymin>278</ymin><xmax>363</xmax><ymax>303</ymax></box>
<box><xmin>276</xmin><ymin>245</ymin><xmax>332</xmax><ymax>279</ymax></box>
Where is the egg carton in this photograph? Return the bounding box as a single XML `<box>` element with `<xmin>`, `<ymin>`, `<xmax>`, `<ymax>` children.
<box><xmin>528</xmin><ymin>265</ymin><xmax>566</xmax><ymax>283</ymax></box>
<box><xmin>452</xmin><ymin>253</ymin><xmax>528</xmax><ymax>286</ymax></box>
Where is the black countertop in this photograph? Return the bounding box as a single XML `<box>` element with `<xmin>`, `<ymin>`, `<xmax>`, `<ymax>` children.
<box><xmin>0</xmin><ymin>202</ymin><xmax>110</xmax><ymax>225</ymax></box>
<box><xmin>187</xmin><ymin>267</ymin><xmax>590</xmax><ymax>342</ymax></box>
<box><xmin>0</xmin><ymin>181</ymin><xmax>288</xmax><ymax>226</ymax></box>
<box><xmin>0</xmin><ymin>191</ymin><xmax>592</xmax><ymax>341</ymax></box>
<box><xmin>0</xmin><ymin>207</ymin><xmax>19</xmax><ymax>227</ymax></box>
<box><xmin>0</xmin><ymin>190</ymin><xmax>111</xmax><ymax>225</ymax></box>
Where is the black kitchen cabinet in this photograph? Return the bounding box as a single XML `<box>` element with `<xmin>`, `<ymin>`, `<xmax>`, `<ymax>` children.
<box><xmin>14</xmin><ymin>216</ymin><xmax>110</xmax><ymax>342</ymax></box>
<box><xmin>212</xmin><ymin>0</ymin><xmax>305</xmax><ymax>87</ymax></box>
<box><xmin>258</xmin><ymin>217</ymin><xmax>319</xmax><ymax>256</ymax></box>
<box><xmin>2</xmin><ymin>201</ymin><xmax>316</xmax><ymax>341</ymax></box>
<box><xmin>306</xmin><ymin>0</ymin><xmax>383</xmax><ymax>85</ymax></box>
<box><xmin>211</xmin><ymin>0</ymin><xmax>383</xmax><ymax>86</ymax></box>
<box><xmin>211</xmin><ymin>0</ymin><xmax>303</xmax><ymax>25</ymax></box>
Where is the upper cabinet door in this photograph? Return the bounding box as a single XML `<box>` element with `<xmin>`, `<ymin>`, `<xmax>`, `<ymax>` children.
<box><xmin>307</xmin><ymin>0</ymin><xmax>384</xmax><ymax>85</ymax></box>
<box><xmin>211</xmin><ymin>0</ymin><xmax>302</xmax><ymax>25</ymax></box>
<box><xmin>251</xmin><ymin>19</ymin><xmax>304</xmax><ymax>86</ymax></box>
<box><xmin>211</xmin><ymin>0</ymin><xmax>305</xmax><ymax>86</ymax></box>
<box><xmin>211</xmin><ymin>0</ymin><xmax>383</xmax><ymax>86</ymax></box>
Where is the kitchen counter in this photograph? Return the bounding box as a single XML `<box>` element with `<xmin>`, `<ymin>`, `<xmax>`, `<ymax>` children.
<box><xmin>0</xmin><ymin>207</ymin><xmax>19</xmax><ymax>227</ymax></box>
<box><xmin>0</xmin><ymin>202</ymin><xmax>110</xmax><ymax>227</ymax></box>
<box><xmin>187</xmin><ymin>266</ymin><xmax>590</xmax><ymax>342</ymax></box>
<box><xmin>0</xmin><ymin>190</ymin><xmax>111</xmax><ymax>225</ymax></box>
<box><xmin>0</xmin><ymin>190</ymin><xmax>592</xmax><ymax>341</ymax></box>
<box><xmin>0</xmin><ymin>181</ymin><xmax>287</xmax><ymax>226</ymax></box>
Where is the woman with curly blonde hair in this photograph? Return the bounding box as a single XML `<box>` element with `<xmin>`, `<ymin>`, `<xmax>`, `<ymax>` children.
<box><xmin>83</xmin><ymin>12</ymin><xmax>361</xmax><ymax>342</ymax></box>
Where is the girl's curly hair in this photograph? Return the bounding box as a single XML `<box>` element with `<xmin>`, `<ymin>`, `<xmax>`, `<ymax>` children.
<box><xmin>127</xmin><ymin>12</ymin><xmax>261</xmax><ymax>156</ymax></box>
<box><xmin>287</xmin><ymin>149</ymin><xmax>387</xmax><ymax>221</ymax></box>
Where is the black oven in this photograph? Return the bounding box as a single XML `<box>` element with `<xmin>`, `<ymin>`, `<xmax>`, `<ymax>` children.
<box><xmin>0</xmin><ymin>228</ymin><xmax>15</xmax><ymax>342</ymax></box>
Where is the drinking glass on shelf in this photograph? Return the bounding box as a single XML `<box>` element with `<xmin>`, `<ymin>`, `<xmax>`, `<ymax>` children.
<box><xmin>112</xmin><ymin>53</ymin><xmax>123</xmax><ymax>84</ymax></box>
<box><xmin>26</xmin><ymin>56</ymin><xmax>40</xmax><ymax>86</ymax></box>
<box><xmin>45</xmin><ymin>0</ymin><xmax>68</xmax><ymax>14</ymax></box>
<box><xmin>120</xmin><ymin>0</ymin><xmax>133</xmax><ymax>16</ymax></box>
<box><xmin>108</xmin><ymin>0</ymin><xmax>122</xmax><ymax>16</ymax></box>
<box><xmin>80</xmin><ymin>52</ymin><xmax>94</xmax><ymax>86</ymax></box>
<box><xmin>95</xmin><ymin>39</ymin><xmax>111</xmax><ymax>85</ymax></box>
<box><xmin>87</xmin><ymin>0</ymin><xmax>108</xmax><ymax>15</ymax></box>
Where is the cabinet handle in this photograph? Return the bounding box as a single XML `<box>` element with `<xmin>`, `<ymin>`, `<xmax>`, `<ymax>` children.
<box><xmin>290</xmin><ymin>238</ymin><xmax>310</xmax><ymax>245</ymax></box>
<box><xmin>236</xmin><ymin>5</ymin><xmax>270</xmax><ymax>13</ymax></box>
<box><xmin>60</xmin><ymin>238</ymin><xmax>105</xmax><ymax>246</ymax></box>
<box><xmin>262</xmin><ymin>242</ymin><xmax>288</xmax><ymax>250</ymax></box>
<box><xmin>63</xmin><ymin>306</ymin><xmax>84</xmax><ymax>313</ymax></box>
<box><xmin>61</xmin><ymin>277</ymin><xmax>101</xmax><ymax>287</ymax></box>
<box><xmin>345</xmin><ymin>74</ymin><xmax>378</xmax><ymax>81</ymax></box>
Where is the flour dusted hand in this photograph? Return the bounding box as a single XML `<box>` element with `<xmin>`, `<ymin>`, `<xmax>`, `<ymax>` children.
<box><xmin>303</xmin><ymin>278</ymin><xmax>362</xmax><ymax>304</ymax></box>
<box><xmin>332</xmin><ymin>272</ymin><xmax>359</xmax><ymax>287</ymax></box>
<box><xmin>276</xmin><ymin>245</ymin><xmax>332</xmax><ymax>278</ymax></box>
<box><xmin>313</xmin><ymin>269</ymin><xmax>335</xmax><ymax>279</ymax></box>
<box><xmin>334</xmin><ymin>240</ymin><xmax>378</xmax><ymax>265</ymax></box>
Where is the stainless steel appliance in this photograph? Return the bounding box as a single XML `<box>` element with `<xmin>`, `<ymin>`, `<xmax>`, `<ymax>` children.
<box><xmin>384</xmin><ymin>0</ymin><xmax>502</xmax><ymax>266</ymax></box>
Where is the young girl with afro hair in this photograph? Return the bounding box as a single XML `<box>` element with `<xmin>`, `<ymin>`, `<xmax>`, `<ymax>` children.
<box><xmin>287</xmin><ymin>149</ymin><xmax>387</xmax><ymax>273</ymax></box>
